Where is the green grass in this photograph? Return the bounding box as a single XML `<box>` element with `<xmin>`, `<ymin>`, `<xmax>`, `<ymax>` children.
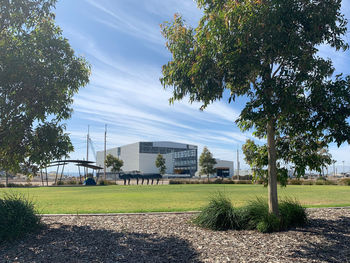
<box><xmin>0</xmin><ymin>184</ymin><xmax>349</xmax><ymax>214</ymax></box>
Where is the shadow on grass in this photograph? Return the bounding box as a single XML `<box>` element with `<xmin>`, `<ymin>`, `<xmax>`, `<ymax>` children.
<box><xmin>292</xmin><ymin>216</ymin><xmax>350</xmax><ymax>263</ymax></box>
<box><xmin>0</xmin><ymin>223</ymin><xmax>201</xmax><ymax>263</ymax></box>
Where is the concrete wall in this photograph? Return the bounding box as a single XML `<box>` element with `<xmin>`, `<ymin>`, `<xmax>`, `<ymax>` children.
<box><xmin>120</xmin><ymin>143</ymin><xmax>140</xmax><ymax>172</ymax></box>
<box><xmin>215</xmin><ymin>159</ymin><xmax>234</xmax><ymax>177</ymax></box>
<box><xmin>139</xmin><ymin>153</ymin><xmax>174</xmax><ymax>174</ymax></box>
<box><xmin>196</xmin><ymin>159</ymin><xmax>234</xmax><ymax>177</ymax></box>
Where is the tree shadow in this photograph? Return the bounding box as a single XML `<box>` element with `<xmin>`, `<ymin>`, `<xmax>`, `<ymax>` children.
<box><xmin>291</xmin><ymin>216</ymin><xmax>350</xmax><ymax>263</ymax></box>
<box><xmin>1</xmin><ymin>223</ymin><xmax>201</xmax><ymax>263</ymax></box>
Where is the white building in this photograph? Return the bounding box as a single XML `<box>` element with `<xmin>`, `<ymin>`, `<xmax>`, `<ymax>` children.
<box><xmin>96</xmin><ymin>141</ymin><xmax>198</xmax><ymax>176</ymax></box>
<box><xmin>196</xmin><ymin>158</ymin><xmax>234</xmax><ymax>178</ymax></box>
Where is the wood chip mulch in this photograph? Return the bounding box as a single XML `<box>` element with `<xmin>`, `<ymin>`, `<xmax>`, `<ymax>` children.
<box><xmin>1</xmin><ymin>208</ymin><xmax>350</xmax><ymax>263</ymax></box>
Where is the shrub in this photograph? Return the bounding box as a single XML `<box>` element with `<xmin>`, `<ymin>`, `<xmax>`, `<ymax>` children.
<box><xmin>193</xmin><ymin>193</ymin><xmax>239</xmax><ymax>230</ymax></box>
<box><xmin>99</xmin><ymin>179</ymin><xmax>115</xmax><ymax>185</ymax></box>
<box><xmin>0</xmin><ymin>193</ymin><xmax>42</xmax><ymax>242</ymax></box>
<box><xmin>194</xmin><ymin>195</ymin><xmax>307</xmax><ymax>233</ymax></box>
<box><xmin>279</xmin><ymin>198</ymin><xmax>307</xmax><ymax>229</ymax></box>
<box><xmin>66</xmin><ymin>179</ymin><xmax>78</xmax><ymax>185</ymax></box>
<box><xmin>339</xmin><ymin>178</ymin><xmax>350</xmax><ymax>186</ymax></box>
<box><xmin>55</xmin><ymin>180</ymin><xmax>64</xmax><ymax>186</ymax></box>
<box><xmin>288</xmin><ymin>179</ymin><xmax>302</xmax><ymax>185</ymax></box>
<box><xmin>302</xmin><ymin>180</ymin><xmax>314</xmax><ymax>185</ymax></box>
<box><xmin>256</xmin><ymin>213</ymin><xmax>280</xmax><ymax>233</ymax></box>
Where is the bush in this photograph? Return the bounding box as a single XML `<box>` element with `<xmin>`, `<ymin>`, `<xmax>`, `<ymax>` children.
<box><xmin>194</xmin><ymin>194</ymin><xmax>307</xmax><ymax>233</ymax></box>
<box><xmin>339</xmin><ymin>178</ymin><xmax>350</xmax><ymax>186</ymax></box>
<box><xmin>98</xmin><ymin>179</ymin><xmax>115</xmax><ymax>185</ymax></box>
<box><xmin>55</xmin><ymin>180</ymin><xmax>64</xmax><ymax>186</ymax></box>
<box><xmin>0</xmin><ymin>193</ymin><xmax>42</xmax><ymax>242</ymax></box>
<box><xmin>66</xmin><ymin>179</ymin><xmax>78</xmax><ymax>185</ymax></box>
<box><xmin>288</xmin><ymin>179</ymin><xmax>302</xmax><ymax>185</ymax></box>
<box><xmin>193</xmin><ymin>193</ymin><xmax>239</xmax><ymax>231</ymax></box>
<box><xmin>279</xmin><ymin>198</ymin><xmax>307</xmax><ymax>229</ymax></box>
<box><xmin>302</xmin><ymin>180</ymin><xmax>314</xmax><ymax>185</ymax></box>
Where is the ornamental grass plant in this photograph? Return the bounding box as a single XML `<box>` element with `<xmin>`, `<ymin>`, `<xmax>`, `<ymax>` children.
<box><xmin>194</xmin><ymin>193</ymin><xmax>307</xmax><ymax>233</ymax></box>
<box><xmin>0</xmin><ymin>192</ymin><xmax>42</xmax><ymax>242</ymax></box>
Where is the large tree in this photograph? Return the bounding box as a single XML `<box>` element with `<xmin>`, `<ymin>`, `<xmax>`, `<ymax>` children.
<box><xmin>0</xmin><ymin>0</ymin><xmax>90</xmax><ymax>177</ymax></box>
<box><xmin>161</xmin><ymin>0</ymin><xmax>350</xmax><ymax>215</ymax></box>
<box><xmin>199</xmin><ymin>147</ymin><xmax>217</xmax><ymax>180</ymax></box>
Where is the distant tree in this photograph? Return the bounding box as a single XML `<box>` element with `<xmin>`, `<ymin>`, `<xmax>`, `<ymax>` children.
<box><xmin>105</xmin><ymin>154</ymin><xmax>124</xmax><ymax>182</ymax></box>
<box><xmin>0</xmin><ymin>0</ymin><xmax>90</xmax><ymax>181</ymax></box>
<box><xmin>199</xmin><ymin>147</ymin><xmax>217</xmax><ymax>181</ymax></box>
<box><xmin>161</xmin><ymin>0</ymin><xmax>349</xmax><ymax>215</ymax></box>
<box><xmin>155</xmin><ymin>154</ymin><xmax>166</xmax><ymax>175</ymax></box>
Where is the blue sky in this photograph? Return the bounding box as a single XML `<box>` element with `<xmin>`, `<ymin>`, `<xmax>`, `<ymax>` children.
<box><xmin>54</xmin><ymin>0</ymin><xmax>350</xmax><ymax>173</ymax></box>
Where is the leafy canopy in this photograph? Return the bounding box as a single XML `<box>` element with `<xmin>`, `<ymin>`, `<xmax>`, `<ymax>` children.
<box><xmin>105</xmin><ymin>154</ymin><xmax>124</xmax><ymax>174</ymax></box>
<box><xmin>161</xmin><ymin>0</ymin><xmax>350</xmax><ymax>178</ymax></box>
<box><xmin>199</xmin><ymin>147</ymin><xmax>217</xmax><ymax>178</ymax></box>
<box><xmin>242</xmin><ymin>139</ymin><xmax>332</xmax><ymax>186</ymax></box>
<box><xmin>0</xmin><ymin>0</ymin><xmax>90</xmax><ymax>173</ymax></box>
<box><xmin>155</xmin><ymin>154</ymin><xmax>166</xmax><ymax>175</ymax></box>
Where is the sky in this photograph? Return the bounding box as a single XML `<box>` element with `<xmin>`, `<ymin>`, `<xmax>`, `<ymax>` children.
<box><xmin>54</xmin><ymin>0</ymin><xmax>350</xmax><ymax>173</ymax></box>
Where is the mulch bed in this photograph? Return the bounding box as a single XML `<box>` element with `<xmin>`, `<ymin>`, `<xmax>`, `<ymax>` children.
<box><xmin>1</xmin><ymin>208</ymin><xmax>349</xmax><ymax>263</ymax></box>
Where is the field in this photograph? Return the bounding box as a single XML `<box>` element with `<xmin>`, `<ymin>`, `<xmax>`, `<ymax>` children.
<box><xmin>1</xmin><ymin>184</ymin><xmax>350</xmax><ymax>214</ymax></box>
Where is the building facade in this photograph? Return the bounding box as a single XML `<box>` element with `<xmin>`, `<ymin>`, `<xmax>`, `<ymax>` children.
<box><xmin>96</xmin><ymin>141</ymin><xmax>198</xmax><ymax>176</ymax></box>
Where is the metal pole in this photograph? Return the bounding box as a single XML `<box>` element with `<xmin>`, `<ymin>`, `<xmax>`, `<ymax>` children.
<box><xmin>104</xmin><ymin>124</ymin><xmax>107</xmax><ymax>180</ymax></box>
<box><xmin>237</xmin><ymin>148</ymin><xmax>240</xmax><ymax>180</ymax></box>
<box><xmin>86</xmin><ymin>125</ymin><xmax>89</xmax><ymax>177</ymax></box>
<box><xmin>55</xmin><ymin>163</ymin><xmax>60</xmax><ymax>184</ymax></box>
<box><xmin>78</xmin><ymin>165</ymin><xmax>82</xmax><ymax>183</ymax></box>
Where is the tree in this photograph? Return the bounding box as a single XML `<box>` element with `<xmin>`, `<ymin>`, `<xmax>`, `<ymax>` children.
<box><xmin>161</xmin><ymin>0</ymin><xmax>350</xmax><ymax>215</ymax></box>
<box><xmin>105</xmin><ymin>154</ymin><xmax>124</xmax><ymax>182</ymax></box>
<box><xmin>155</xmin><ymin>153</ymin><xmax>166</xmax><ymax>175</ymax></box>
<box><xmin>0</xmin><ymin>0</ymin><xmax>90</xmax><ymax>178</ymax></box>
<box><xmin>199</xmin><ymin>147</ymin><xmax>217</xmax><ymax>181</ymax></box>
<box><xmin>242</xmin><ymin>139</ymin><xmax>333</xmax><ymax>186</ymax></box>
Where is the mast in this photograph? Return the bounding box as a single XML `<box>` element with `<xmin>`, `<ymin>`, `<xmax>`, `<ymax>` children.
<box><xmin>237</xmin><ymin>148</ymin><xmax>240</xmax><ymax>180</ymax></box>
<box><xmin>104</xmin><ymin>124</ymin><xmax>107</xmax><ymax>180</ymax></box>
<box><xmin>86</xmin><ymin>125</ymin><xmax>89</xmax><ymax>177</ymax></box>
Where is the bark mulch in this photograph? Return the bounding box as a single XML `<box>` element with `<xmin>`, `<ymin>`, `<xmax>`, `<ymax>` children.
<box><xmin>1</xmin><ymin>208</ymin><xmax>349</xmax><ymax>263</ymax></box>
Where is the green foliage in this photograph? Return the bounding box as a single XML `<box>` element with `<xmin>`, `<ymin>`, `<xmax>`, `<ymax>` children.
<box><xmin>0</xmin><ymin>192</ymin><xmax>42</xmax><ymax>242</ymax></box>
<box><xmin>161</xmin><ymin>0</ymin><xmax>350</xmax><ymax>214</ymax></box>
<box><xmin>193</xmin><ymin>193</ymin><xmax>239</xmax><ymax>230</ymax></box>
<box><xmin>243</xmin><ymin>139</ymin><xmax>332</xmax><ymax>187</ymax></box>
<box><xmin>340</xmin><ymin>178</ymin><xmax>350</xmax><ymax>186</ymax></box>
<box><xmin>155</xmin><ymin>154</ymin><xmax>166</xmax><ymax>175</ymax></box>
<box><xmin>199</xmin><ymin>147</ymin><xmax>217</xmax><ymax>180</ymax></box>
<box><xmin>0</xmin><ymin>0</ymin><xmax>90</xmax><ymax>173</ymax></box>
<box><xmin>194</xmin><ymin>195</ymin><xmax>307</xmax><ymax>233</ymax></box>
<box><xmin>105</xmin><ymin>154</ymin><xmax>124</xmax><ymax>174</ymax></box>
<box><xmin>279</xmin><ymin>198</ymin><xmax>307</xmax><ymax>230</ymax></box>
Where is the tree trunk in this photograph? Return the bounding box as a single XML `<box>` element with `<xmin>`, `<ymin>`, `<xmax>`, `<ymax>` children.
<box><xmin>267</xmin><ymin>119</ymin><xmax>279</xmax><ymax>216</ymax></box>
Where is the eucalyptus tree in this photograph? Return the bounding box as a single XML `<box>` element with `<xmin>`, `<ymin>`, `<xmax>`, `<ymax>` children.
<box><xmin>0</xmin><ymin>0</ymin><xmax>90</xmax><ymax>177</ymax></box>
<box><xmin>155</xmin><ymin>154</ymin><xmax>166</xmax><ymax>175</ymax></box>
<box><xmin>199</xmin><ymin>147</ymin><xmax>217</xmax><ymax>181</ymax></box>
<box><xmin>161</xmin><ymin>0</ymin><xmax>350</xmax><ymax>215</ymax></box>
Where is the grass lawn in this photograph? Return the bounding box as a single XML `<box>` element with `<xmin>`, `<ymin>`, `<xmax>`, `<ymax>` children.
<box><xmin>1</xmin><ymin>184</ymin><xmax>350</xmax><ymax>214</ymax></box>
